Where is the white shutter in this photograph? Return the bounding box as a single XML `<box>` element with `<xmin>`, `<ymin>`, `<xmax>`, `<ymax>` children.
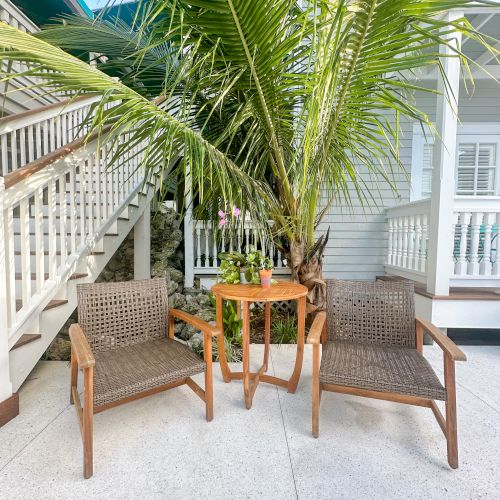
<box><xmin>457</xmin><ymin>141</ymin><xmax>496</xmax><ymax>195</ymax></box>
<box><xmin>421</xmin><ymin>144</ymin><xmax>433</xmax><ymax>197</ymax></box>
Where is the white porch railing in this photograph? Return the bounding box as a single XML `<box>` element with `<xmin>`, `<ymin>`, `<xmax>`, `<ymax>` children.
<box><xmin>0</xmin><ymin>95</ymin><xmax>104</xmax><ymax>175</ymax></box>
<box><xmin>192</xmin><ymin>220</ymin><xmax>290</xmax><ymax>275</ymax></box>
<box><xmin>385</xmin><ymin>196</ymin><xmax>500</xmax><ymax>287</ymax></box>
<box><xmin>385</xmin><ymin>199</ymin><xmax>430</xmax><ymax>283</ymax></box>
<box><xmin>0</xmin><ymin>130</ymin><xmax>145</xmax><ymax>348</ymax></box>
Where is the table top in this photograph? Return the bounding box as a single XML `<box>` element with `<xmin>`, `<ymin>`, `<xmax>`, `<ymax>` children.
<box><xmin>211</xmin><ymin>280</ymin><xmax>308</xmax><ymax>302</ymax></box>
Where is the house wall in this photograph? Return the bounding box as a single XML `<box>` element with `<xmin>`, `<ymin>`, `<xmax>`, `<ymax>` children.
<box><xmin>319</xmin><ymin>79</ymin><xmax>500</xmax><ymax>280</ymax></box>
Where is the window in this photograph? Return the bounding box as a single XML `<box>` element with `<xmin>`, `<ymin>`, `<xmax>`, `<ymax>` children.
<box><xmin>411</xmin><ymin>124</ymin><xmax>500</xmax><ymax>200</ymax></box>
<box><xmin>456</xmin><ymin>142</ymin><xmax>496</xmax><ymax>195</ymax></box>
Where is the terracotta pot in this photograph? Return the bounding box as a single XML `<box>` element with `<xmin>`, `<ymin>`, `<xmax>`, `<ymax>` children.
<box><xmin>259</xmin><ymin>269</ymin><xmax>273</xmax><ymax>288</ymax></box>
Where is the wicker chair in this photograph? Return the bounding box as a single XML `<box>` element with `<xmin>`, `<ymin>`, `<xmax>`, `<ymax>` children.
<box><xmin>69</xmin><ymin>278</ymin><xmax>221</xmax><ymax>478</ymax></box>
<box><xmin>307</xmin><ymin>279</ymin><xmax>467</xmax><ymax>468</ymax></box>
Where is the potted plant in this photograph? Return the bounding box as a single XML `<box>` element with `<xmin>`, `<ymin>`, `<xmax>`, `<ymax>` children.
<box><xmin>257</xmin><ymin>255</ymin><xmax>274</xmax><ymax>288</ymax></box>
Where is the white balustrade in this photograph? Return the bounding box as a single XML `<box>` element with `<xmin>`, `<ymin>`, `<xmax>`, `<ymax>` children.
<box><xmin>386</xmin><ymin>196</ymin><xmax>500</xmax><ymax>285</ymax></box>
<box><xmin>0</xmin><ymin>128</ymin><xmax>146</xmax><ymax>346</ymax></box>
<box><xmin>453</xmin><ymin>197</ymin><xmax>500</xmax><ymax>280</ymax></box>
<box><xmin>192</xmin><ymin>220</ymin><xmax>289</xmax><ymax>274</ymax></box>
<box><xmin>385</xmin><ymin>199</ymin><xmax>431</xmax><ymax>281</ymax></box>
<box><xmin>0</xmin><ymin>95</ymin><xmax>105</xmax><ymax>175</ymax></box>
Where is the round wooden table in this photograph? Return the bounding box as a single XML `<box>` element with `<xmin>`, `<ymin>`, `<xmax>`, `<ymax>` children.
<box><xmin>211</xmin><ymin>281</ymin><xmax>308</xmax><ymax>409</ymax></box>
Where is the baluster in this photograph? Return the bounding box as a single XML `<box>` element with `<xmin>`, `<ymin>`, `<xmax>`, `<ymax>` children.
<box><xmin>35</xmin><ymin>122</ymin><xmax>42</xmax><ymax>159</ymax></box>
<box><xmin>386</xmin><ymin>218</ymin><xmax>394</xmax><ymax>266</ymax></box>
<box><xmin>58</xmin><ymin>174</ymin><xmax>67</xmax><ymax>266</ymax></box>
<box><xmin>19</xmin><ymin>128</ymin><xmax>26</xmax><ymax>167</ymax></box>
<box><xmin>205</xmin><ymin>224</ymin><xmax>210</xmax><ymax>268</ymax></box>
<box><xmin>401</xmin><ymin>216</ymin><xmax>409</xmax><ymax>269</ymax></box>
<box><xmin>86</xmin><ymin>156</ymin><xmax>94</xmax><ymax>237</ymax></box>
<box><xmin>28</xmin><ymin>125</ymin><xmax>35</xmax><ymax>163</ymax></box>
<box><xmin>79</xmin><ymin>162</ymin><xmax>87</xmax><ymax>248</ymax></box>
<box><xmin>94</xmin><ymin>153</ymin><xmax>101</xmax><ymax>230</ymax></box>
<box><xmin>4</xmin><ymin>202</ymin><xmax>17</xmax><ymax>325</ymax></box>
<box><xmin>61</xmin><ymin>114</ymin><xmax>67</xmax><ymax>145</ymax></box>
<box><xmin>34</xmin><ymin>186</ymin><xmax>45</xmax><ymax>293</ymax></box>
<box><xmin>420</xmin><ymin>214</ymin><xmax>428</xmax><ymax>273</ymax></box>
<box><xmin>19</xmin><ymin>198</ymin><xmax>31</xmax><ymax>307</ymax></box>
<box><xmin>43</xmin><ymin>120</ymin><xmax>49</xmax><ymax>155</ymax></box>
<box><xmin>47</xmin><ymin>179</ymin><xmax>57</xmax><ymax>279</ymax></box>
<box><xmin>455</xmin><ymin>212</ymin><xmax>471</xmax><ymax>276</ymax></box>
<box><xmin>413</xmin><ymin>215</ymin><xmax>422</xmax><ymax>271</ymax></box>
<box><xmin>55</xmin><ymin>116</ymin><xmax>61</xmax><ymax>148</ymax></box>
<box><xmin>408</xmin><ymin>216</ymin><xmax>416</xmax><ymax>269</ymax></box>
<box><xmin>245</xmin><ymin>227</ymin><xmax>250</xmax><ymax>254</ymax></box>
<box><xmin>493</xmin><ymin>213</ymin><xmax>500</xmax><ymax>275</ymax></box>
<box><xmin>100</xmin><ymin>149</ymin><xmax>108</xmax><ymax>221</ymax></box>
<box><xmin>195</xmin><ymin>225</ymin><xmax>202</xmax><ymax>268</ymax></box>
<box><xmin>480</xmin><ymin>212</ymin><xmax>494</xmax><ymax>276</ymax></box>
<box><xmin>2</xmin><ymin>135</ymin><xmax>9</xmax><ymax>175</ymax></box>
<box><xmin>468</xmin><ymin>212</ymin><xmax>483</xmax><ymax>276</ymax></box>
<box><xmin>277</xmin><ymin>249</ymin><xmax>283</xmax><ymax>268</ymax></box>
<box><xmin>212</xmin><ymin>224</ymin><xmax>218</xmax><ymax>268</ymax></box>
<box><xmin>395</xmin><ymin>217</ymin><xmax>403</xmax><ymax>267</ymax></box>
<box><xmin>49</xmin><ymin>118</ymin><xmax>55</xmax><ymax>152</ymax></box>
<box><xmin>69</xmin><ymin>166</ymin><xmax>77</xmax><ymax>256</ymax></box>
<box><xmin>10</xmin><ymin>131</ymin><xmax>17</xmax><ymax>171</ymax></box>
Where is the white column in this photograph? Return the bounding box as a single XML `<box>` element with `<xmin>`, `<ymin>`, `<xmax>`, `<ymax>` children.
<box><xmin>134</xmin><ymin>202</ymin><xmax>151</xmax><ymax>280</ymax></box>
<box><xmin>0</xmin><ymin>178</ymin><xmax>13</xmax><ymax>403</ymax></box>
<box><xmin>426</xmin><ymin>11</ymin><xmax>463</xmax><ymax>295</ymax></box>
<box><xmin>184</xmin><ymin>161</ymin><xmax>195</xmax><ymax>288</ymax></box>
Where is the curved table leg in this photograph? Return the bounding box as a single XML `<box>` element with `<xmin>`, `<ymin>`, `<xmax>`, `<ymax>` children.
<box><xmin>216</xmin><ymin>295</ymin><xmax>231</xmax><ymax>383</ymax></box>
<box><xmin>288</xmin><ymin>296</ymin><xmax>306</xmax><ymax>393</ymax></box>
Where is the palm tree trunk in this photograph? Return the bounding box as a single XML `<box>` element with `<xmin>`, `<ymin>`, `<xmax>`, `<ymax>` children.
<box><xmin>289</xmin><ymin>240</ymin><xmax>327</xmax><ymax>310</ymax></box>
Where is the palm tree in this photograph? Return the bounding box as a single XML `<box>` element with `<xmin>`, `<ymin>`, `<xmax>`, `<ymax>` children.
<box><xmin>1</xmin><ymin>0</ymin><xmax>497</xmax><ymax>307</ymax></box>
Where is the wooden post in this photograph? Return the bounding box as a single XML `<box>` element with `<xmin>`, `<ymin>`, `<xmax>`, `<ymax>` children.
<box><xmin>426</xmin><ymin>11</ymin><xmax>463</xmax><ymax>295</ymax></box>
<box><xmin>83</xmin><ymin>366</ymin><xmax>94</xmax><ymax>479</ymax></box>
<box><xmin>0</xmin><ymin>177</ymin><xmax>15</xmax><ymax>420</ymax></box>
<box><xmin>134</xmin><ymin>201</ymin><xmax>151</xmax><ymax>279</ymax></box>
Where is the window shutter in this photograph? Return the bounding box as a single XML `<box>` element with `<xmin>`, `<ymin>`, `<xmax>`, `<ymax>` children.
<box><xmin>457</xmin><ymin>142</ymin><xmax>496</xmax><ymax>195</ymax></box>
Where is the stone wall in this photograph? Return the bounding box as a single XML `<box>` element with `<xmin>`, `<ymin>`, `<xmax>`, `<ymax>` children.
<box><xmin>44</xmin><ymin>205</ymin><xmax>215</xmax><ymax>360</ymax></box>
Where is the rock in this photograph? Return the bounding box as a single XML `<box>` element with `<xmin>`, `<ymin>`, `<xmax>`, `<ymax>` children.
<box><xmin>197</xmin><ymin>309</ymin><xmax>215</xmax><ymax>322</ymax></box>
<box><xmin>196</xmin><ymin>294</ymin><xmax>211</xmax><ymax>307</ymax></box>
<box><xmin>187</xmin><ymin>332</ymin><xmax>203</xmax><ymax>352</ymax></box>
<box><xmin>169</xmin><ymin>292</ymin><xmax>186</xmax><ymax>309</ymax></box>
<box><xmin>169</xmin><ymin>268</ymin><xmax>184</xmax><ymax>284</ymax></box>
<box><xmin>167</xmin><ymin>280</ymin><xmax>178</xmax><ymax>295</ymax></box>
<box><xmin>45</xmin><ymin>337</ymin><xmax>71</xmax><ymax>361</ymax></box>
<box><xmin>181</xmin><ymin>324</ymin><xmax>198</xmax><ymax>340</ymax></box>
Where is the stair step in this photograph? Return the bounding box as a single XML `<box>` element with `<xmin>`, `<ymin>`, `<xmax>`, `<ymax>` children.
<box><xmin>10</xmin><ymin>334</ymin><xmax>42</xmax><ymax>351</ymax></box>
<box><xmin>16</xmin><ymin>298</ymin><xmax>69</xmax><ymax>312</ymax></box>
<box><xmin>69</xmin><ymin>272</ymin><xmax>88</xmax><ymax>280</ymax></box>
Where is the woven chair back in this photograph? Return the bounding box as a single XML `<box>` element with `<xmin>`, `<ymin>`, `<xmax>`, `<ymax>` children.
<box><xmin>77</xmin><ymin>278</ymin><xmax>169</xmax><ymax>352</ymax></box>
<box><xmin>326</xmin><ymin>279</ymin><xmax>416</xmax><ymax>348</ymax></box>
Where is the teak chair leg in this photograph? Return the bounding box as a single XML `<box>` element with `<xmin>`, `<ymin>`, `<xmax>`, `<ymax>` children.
<box><xmin>204</xmin><ymin>333</ymin><xmax>214</xmax><ymax>422</ymax></box>
<box><xmin>70</xmin><ymin>347</ymin><xmax>78</xmax><ymax>404</ymax></box>
<box><xmin>83</xmin><ymin>367</ymin><xmax>94</xmax><ymax>479</ymax></box>
<box><xmin>312</xmin><ymin>344</ymin><xmax>320</xmax><ymax>438</ymax></box>
<box><xmin>444</xmin><ymin>355</ymin><xmax>459</xmax><ymax>469</ymax></box>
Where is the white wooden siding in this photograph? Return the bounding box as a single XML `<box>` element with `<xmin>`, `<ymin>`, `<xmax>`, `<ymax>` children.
<box><xmin>320</xmin><ymin>80</ymin><xmax>500</xmax><ymax>280</ymax></box>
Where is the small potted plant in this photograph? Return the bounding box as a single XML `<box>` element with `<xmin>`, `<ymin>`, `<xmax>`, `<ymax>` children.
<box><xmin>257</xmin><ymin>255</ymin><xmax>274</xmax><ymax>288</ymax></box>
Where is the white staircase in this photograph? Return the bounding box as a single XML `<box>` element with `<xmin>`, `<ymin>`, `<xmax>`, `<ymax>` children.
<box><xmin>0</xmin><ymin>93</ymin><xmax>154</xmax><ymax>402</ymax></box>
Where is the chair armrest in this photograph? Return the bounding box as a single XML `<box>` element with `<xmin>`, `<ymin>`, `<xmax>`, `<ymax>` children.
<box><xmin>69</xmin><ymin>324</ymin><xmax>95</xmax><ymax>368</ymax></box>
<box><xmin>307</xmin><ymin>312</ymin><xmax>326</xmax><ymax>345</ymax></box>
<box><xmin>415</xmin><ymin>317</ymin><xmax>467</xmax><ymax>362</ymax></box>
<box><xmin>169</xmin><ymin>309</ymin><xmax>222</xmax><ymax>337</ymax></box>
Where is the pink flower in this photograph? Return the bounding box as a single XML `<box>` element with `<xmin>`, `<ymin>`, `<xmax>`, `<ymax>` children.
<box><xmin>219</xmin><ymin>218</ymin><xmax>226</xmax><ymax>227</ymax></box>
<box><xmin>218</xmin><ymin>210</ymin><xmax>226</xmax><ymax>219</ymax></box>
<box><xmin>233</xmin><ymin>206</ymin><xmax>241</xmax><ymax>217</ymax></box>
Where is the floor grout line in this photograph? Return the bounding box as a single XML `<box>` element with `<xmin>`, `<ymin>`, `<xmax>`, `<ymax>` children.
<box><xmin>270</xmin><ymin>346</ymin><xmax>299</xmax><ymax>500</ymax></box>
<box><xmin>0</xmin><ymin>402</ymin><xmax>71</xmax><ymax>473</ymax></box>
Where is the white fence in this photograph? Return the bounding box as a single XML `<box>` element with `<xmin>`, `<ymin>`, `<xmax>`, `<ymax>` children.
<box><xmin>192</xmin><ymin>219</ymin><xmax>290</xmax><ymax>275</ymax></box>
